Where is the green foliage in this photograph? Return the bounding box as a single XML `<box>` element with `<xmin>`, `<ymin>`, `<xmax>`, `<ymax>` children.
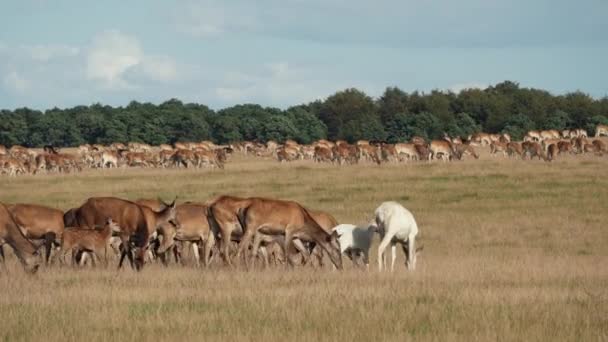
<box><xmin>286</xmin><ymin>107</ymin><xmax>327</xmax><ymax>144</ymax></box>
<box><xmin>502</xmin><ymin>113</ymin><xmax>536</xmax><ymax>141</ymax></box>
<box><xmin>0</xmin><ymin>81</ymin><xmax>606</xmax><ymax>147</ymax></box>
<box><xmin>378</xmin><ymin>87</ymin><xmax>409</xmax><ymax>122</ymax></box>
<box><xmin>384</xmin><ymin>113</ymin><xmax>411</xmax><ymax>143</ymax></box>
<box><xmin>454</xmin><ymin>112</ymin><xmax>481</xmax><ymax>137</ymax></box>
<box><xmin>560</xmin><ymin>92</ymin><xmax>598</xmax><ymax>127</ymax></box>
<box><xmin>443</xmin><ymin>112</ymin><xmax>478</xmax><ymax>138</ymax></box>
<box><xmin>261</xmin><ymin>115</ymin><xmax>298</xmax><ymax>142</ymax></box>
<box><xmin>342</xmin><ymin>113</ymin><xmax>387</xmax><ymax>142</ymax></box>
<box><xmin>405</xmin><ymin>112</ymin><xmax>443</xmax><ymax>140</ymax></box>
<box><xmin>386</xmin><ymin>112</ymin><xmax>442</xmax><ymax>142</ymax></box>
<box><xmin>210</xmin><ymin>115</ymin><xmax>243</xmax><ymax>143</ymax></box>
<box><xmin>0</xmin><ymin>109</ymin><xmax>31</xmax><ymax>146</ymax></box>
<box><xmin>542</xmin><ymin>110</ymin><xmax>572</xmax><ymax>130</ymax></box>
<box><xmin>319</xmin><ymin>88</ymin><xmax>378</xmax><ymax>140</ymax></box>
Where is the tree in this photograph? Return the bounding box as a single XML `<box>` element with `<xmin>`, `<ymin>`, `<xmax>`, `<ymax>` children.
<box><xmin>502</xmin><ymin>113</ymin><xmax>535</xmax><ymax>141</ymax></box>
<box><xmin>405</xmin><ymin>112</ymin><xmax>442</xmax><ymax>140</ymax></box>
<box><xmin>542</xmin><ymin>110</ymin><xmax>572</xmax><ymax>130</ymax></box>
<box><xmin>75</xmin><ymin>108</ymin><xmax>106</xmax><ymax>143</ymax></box>
<box><xmin>384</xmin><ymin>113</ymin><xmax>410</xmax><ymax>143</ymax></box>
<box><xmin>0</xmin><ymin>109</ymin><xmax>30</xmax><ymax>146</ymax></box>
<box><xmin>319</xmin><ymin>88</ymin><xmax>378</xmax><ymax>140</ymax></box>
<box><xmin>385</xmin><ymin>112</ymin><xmax>443</xmax><ymax>141</ymax></box>
<box><xmin>286</xmin><ymin>107</ymin><xmax>327</xmax><ymax>144</ymax></box>
<box><xmin>210</xmin><ymin>115</ymin><xmax>243</xmax><ymax>143</ymax></box>
<box><xmin>560</xmin><ymin>92</ymin><xmax>597</xmax><ymax>127</ymax></box>
<box><xmin>342</xmin><ymin>113</ymin><xmax>387</xmax><ymax>142</ymax></box>
<box><xmin>425</xmin><ymin>90</ymin><xmax>454</xmax><ymax>125</ymax></box>
<box><xmin>0</xmin><ymin>81</ymin><xmax>606</xmax><ymax>147</ymax></box>
<box><xmin>261</xmin><ymin>115</ymin><xmax>298</xmax><ymax>142</ymax></box>
<box><xmin>377</xmin><ymin>87</ymin><xmax>409</xmax><ymax>122</ymax></box>
<box><xmin>443</xmin><ymin>112</ymin><xmax>481</xmax><ymax>138</ymax></box>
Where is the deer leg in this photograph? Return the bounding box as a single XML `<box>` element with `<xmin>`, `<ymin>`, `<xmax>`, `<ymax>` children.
<box><xmin>282</xmin><ymin>230</ymin><xmax>296</xmax><ymax>268</ymax></box>
<box><xmin>118</xmin><ymin>244</ymin><xmax>128</xmax><ymax>270</ymax></box>
<box><xmin>363</xmin><ymin>249</ymin><xmax>370</xmax><ymax>271</ymax></box>
<box><xmin>90</xmin><ymin>252</ymin><xmax>98</xmax><ymax>268</ymax></box>
<box><xmin>78</xmin><ymin>250</ymin><xmax>89</xmax><ymax>267</ymax></box>
<box><xmin>258</xmin><ymin>245</ymin><xmax>269</xmax><ymax>269</ymax></box>
<box><xmin>377</xmin><ymin>231</ymin><xmax>395</xmax><ymax>271</ymax></box>
<box><xmin>407</xmin><ymin>237</ymin><xmax>416</xmax><ymax>271</ymax></box>
<box><xmin>220</xmin><ymin>225</ymin><xmax>234</xmax><ymax>267</ymax></box>
<box><xmin>250</xmin><ymin>233</ymin><xmax>265</xmax><ymax>268</ymax></box>
<box><xmin>312</xmin><ymin>235</ymin><xmax>342</xmax><ymax>270</ymax></box>
<box><xmin>104</xmin><ymin>245</ymin><xmax>112</xmax><ymax>267</ymax></box>
<box><xmin>312</xmin><ymin>244</ymin><xmax>325</xmax><ymax>268</ymax></box>
<box><xmin>236</xmin><ymin>228</ymin><xmax>256</xmax><ymax>269</ymax></box>
<box><xmin>390</xmin><ymin>243</ymin><xmax>397</xmax><ymax>272</ymax></box>
<box><xmin>43</xmin><ymin>232</ymin><xmax>55</xmax><ymax>265</ymax></box>
<box><xmin>203</xmin><ymin>233</ymin><xmax>215</xmax><ymax>267</ymax></box>
<box><xmin>345</xmin><ymin>249</ymin><xmax>356</xmax><ymax>265</ymax></box>
<box><xmin>171</xmin><ymin>244</ymin><xmax>179</xmax><ymax>264</ymax></box>
<box><xmin>191</xmin><ymin>242</ymin><xmax>200</xmax><ymax>267</ymax></box>
<box><xmin>58</xmin><ymin>248</ymin><xmax>69</xmax><ymax>267</ymax></box>
<box><xmin>293</xmin><ymin>239</ymin><xmax>311</xmax><ymax>266</ymax></box>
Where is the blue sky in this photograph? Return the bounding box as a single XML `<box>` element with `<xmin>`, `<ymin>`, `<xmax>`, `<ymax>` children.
<box><xmin>1</xmin><ymin>0</ymin><xmax>607</xmax><ymax>110</ymax></box>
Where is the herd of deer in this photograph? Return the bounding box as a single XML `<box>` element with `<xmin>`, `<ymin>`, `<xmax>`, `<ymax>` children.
<box><xmin>0</xmin><ymin>141</ymin><xmax>232</xmax><ymax>176</ymax></box>
<box><xmin>273</xmin><ymin>125</ymin><xmax>608</xmax><ymax>164</ymax></box>
<box><xmin>1</xmin><ymin>124</ymin><xmax>607</xmax><ymax>176</ymax></box>
<box><xmin>0</xmin><ymin>196</ymin><xmax>421</xmax><ymax>274</ymax></box>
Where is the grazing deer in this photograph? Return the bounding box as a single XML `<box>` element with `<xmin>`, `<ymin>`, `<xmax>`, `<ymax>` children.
<box><xmin>206</xmin><ymin>195</ymin><xmax>254</xmax><ymax>266</ymax></box>
<box><xmin>332</xmin><ymin>224</ymin><xmax>375</xmax><ymax>269</ymax></box>
<box><xmin>58</xmin><ymin>218</ymin><xmax>121</xmax><ymax>267</ymax></box>
<box><xmin>371</xmin><ymin>201</ymin><xmax>421</xmax><ymax>271</ymax></box>
<box><xmin>8</xmin><ymin>203</ymin><xmax>64</xmax><ymax>264</ymax></box>
<box><xmin>73</xmin><ymin>197</ymin><xmax>177</xmax><ymax>271</ymax></box>
<box><xmin>0</xmin><ymin>202</ymin><xmax>40</xmax><ymax>273</ymax></box>
<box><xmin>236</xmin><ymin>197</ymin><xmax>343</xmax><ymax>269</ymax></box>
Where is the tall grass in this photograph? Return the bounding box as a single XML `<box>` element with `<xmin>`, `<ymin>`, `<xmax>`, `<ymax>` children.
<box><xmin>1</xmin><ymin>148</ymin><xmax>607</xmax><ymax>341</ymax></box>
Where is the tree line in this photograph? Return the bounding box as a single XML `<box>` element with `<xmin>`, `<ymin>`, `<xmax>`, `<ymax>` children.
<box><xmin>1</xmin><ymin>81</ymin><xmax>607</xmax><ymax>148</ymax></box>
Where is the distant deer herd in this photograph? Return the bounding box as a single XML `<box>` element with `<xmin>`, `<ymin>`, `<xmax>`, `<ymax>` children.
<box><xmin>1</xmin><ymin>124</ymin><xmax>607</xmax><ymax>176</ymax></box>
<box><xmin>0</xmin><ymin>197</ymin><xmax>421</xmax><ymax>274</ymax></box>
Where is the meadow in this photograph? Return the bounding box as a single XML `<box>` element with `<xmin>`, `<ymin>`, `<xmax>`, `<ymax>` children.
<box><xmin>1</xmin><ymin>148</ymin><xmax>607</xmax><ymax>341</ymax></box>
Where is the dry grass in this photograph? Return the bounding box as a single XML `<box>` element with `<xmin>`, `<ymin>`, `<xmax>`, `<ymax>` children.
<box><xmin>1</xmin><ymin>147</ymin><xmax>608</xmax><ymax>341</ymax></box>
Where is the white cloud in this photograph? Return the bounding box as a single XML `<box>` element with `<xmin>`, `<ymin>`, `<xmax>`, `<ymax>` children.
<box><xmin>3</xmin><ymin>71</ymin><xmax>29</xmax><ymax>93</ymax></box>
<box><xmin>448</xmin><ymin>82</ymin><xmax>487</xmax><ymax>93</ymax></box>
<box><xmin>85</xmin><ymin>30</ymin><xmax>143</xmax><ymax>89</ymax></box>
<box><xmin>85</xmin><ymin>30</ymin><xmax>179</xmax><ymax>89</ymax></box>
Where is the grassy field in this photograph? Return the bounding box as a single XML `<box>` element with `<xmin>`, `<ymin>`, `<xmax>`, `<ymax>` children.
<box><xmin>1</xmin><ymin>148</ymin><xmax>607</xmax><ymax>341</ymax></box>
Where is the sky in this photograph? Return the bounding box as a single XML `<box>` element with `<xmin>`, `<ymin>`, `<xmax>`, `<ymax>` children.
<box><xmin>0</xmin><ymin>0</ymin><xmax>607</xmax><ymax>110</ymax></box>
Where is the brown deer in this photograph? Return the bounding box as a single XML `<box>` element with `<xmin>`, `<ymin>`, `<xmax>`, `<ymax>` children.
<box><xmin>8</xmin><ymin>203</ymin><xmax>64</xmax><ymax>264</ymax></box>
<box><xmin>0</xmin><ymin>202</ymin><xmax>40</xmax><ymax>273</ymax></box>
<box><xmin>206</xmin><ymin>195</ymin><xmax>253</xmax><ymax>266</ymax></box>
<box><xmin>73</xmin><ymin>197</ymin><xmax>176</xmax><ymax>271</ymax></box>
<box><xmin>58</xmin><ymin>218</ymin><xmax>121</xmax><ymax>267</ymax></box>
<box><xmin>236</xmin><ymin>197</ymin><xmax>343</xmax><ymax>269</ymax></box>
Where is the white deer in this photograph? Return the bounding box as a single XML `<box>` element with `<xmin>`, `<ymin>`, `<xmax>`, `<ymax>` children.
<box><xmin>332</xmin><ymin>224</ymin><xmax>374</xmax><ymax>269</ymax></box>
<box><xmin>371</xmin><ymin>201</ymin><xmax>420</xmax><ymax>271</ymax></box>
